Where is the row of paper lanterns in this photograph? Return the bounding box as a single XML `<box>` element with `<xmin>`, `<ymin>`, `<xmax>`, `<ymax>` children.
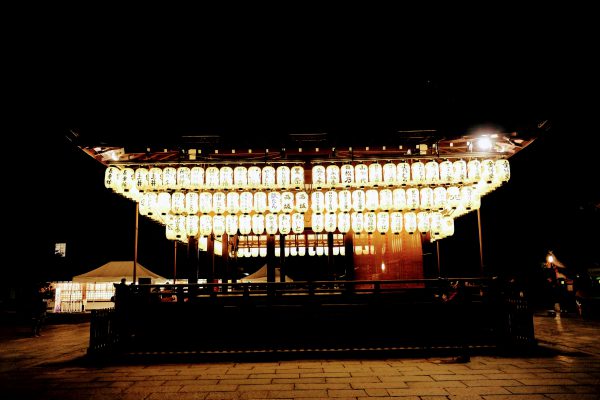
<box><xmin>236</xmin><ymin>234</ymin><xmax>346</xmax><ymax>258</ymax></box>
<box><xmin>164</xmin><ymin>211</ymin><xmax>455</xmax><ymax>240</ymax></box>
<box><xmin>105</xmin><ymin>159</ymin><xmax>509</xmax><ymax>192</ymax></box>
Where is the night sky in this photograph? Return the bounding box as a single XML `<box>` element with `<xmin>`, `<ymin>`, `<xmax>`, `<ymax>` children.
<box><xmin>10</xmin><ymin>78</ymin><xmax>598</xmax><ymax>288</ymax></box>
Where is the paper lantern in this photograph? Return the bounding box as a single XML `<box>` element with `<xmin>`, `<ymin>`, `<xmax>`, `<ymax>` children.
<box><xmin>341</xmin><ymin>164</ymin><xmax>354</xmax><ymax>187</ymax></box>
<box><xmin>460</xmin><ymin>186</ymin><xmax>476</xmax><ymax>210</ymax></box>
<box><xmin>338</xmin><ymin>212</ymin><xmax>350</xmax><ymax>233</ymax></box>
<box><xmin>324</xmin><ymin>190</ymin><xmax>338</xmax><ymax>213</ymax></box>
<box><xmin>238</xmin><ymin>214</ymin><xmax>252</xmax><ymax>235</ymax></box>
<box><xmin>354</xmin><ymin>164</ymin><xmax>369</xmax><ymax>187</ymax></box>
<box><xmin>261</xmin><ymin>166</ymin><xmax>276</xmax><ymax>188</ymax></box>
<box><xmin>311</xmin><ymin>191</ymin><xmax>325</xmax><ymax>213</ymax></box>
<box><xmin>404</xmin><ymin>212</ymin><xmax>417</xmax><ymax>234</ymax></box>
<box><xmin>176</xmin><ymin>167</ymin><xmax>191</xmax><ymax>189</ymax></box>
<box><xmin>442</xmin><ymin>217</ymin><xmax>455</xmax><ymax>237</ymax></box>
<box><xmin>120</xmin><ymin>168</ymin><xmax>135</xmax><ymax>193</ymax></box>
<box><xmin>420</xmin><ymin>187</ymin><xmax>434</xmax><ymax>211</ymax></box>
<box><xmin>365</xmin><ymin>189</ymin><xmax>379</xmax><ymax>211</ymax></box>
<box><xmin>279</xmin><ymin>214</ymin><xmax>291</xmax><ymax>234</ymax></box>
<box><xmin>165</xmin><ymin>216</ymin><xmax>177</xmax><ymax>241</ymax></box>
<box><xmin>295</xmin><ymin>192</ymin><xmax>309</xmax><ymax>213</ymax></box>
<box><xmin>393</xmin><ymin>189</ymin><xmax>407</xmax><ymax>211</ymax></box>
<box><xmin>260</xmin><ymin>246</ymin><xmax>267</xmax><ymax>257</ymax></box>
<box><xmin>383</xmin><ymin>163</ymin><xmax>397</xmax><ymax>186</ymax></box>
<box><xmin>173</xmin><ymin>216</ymin><xmax>187</xmax><ymax>240</ymax></box>
<box><xmin>376</xmin><ymin>212</ymin><xmax>389</xmax><ymax>234</ymax></box>
<box><xmin>390</xmin><ymin>212</ymin><xmax>403</xmax><ymax>234</ymax></box>
<box><xmin>226</xmin><ymin>192</ymin><xmax>239</xmax><ymax>214</ymax></box>
<box><xmin>239</xmin><ymin>192</ymin><xmax>253</xmax><ymax>214</ymax></box>
<box><xmin>452</xmin><ymin>160</ymin><xmax>467</xmax><ymax>184</ymax></box>
<box><xmin>411</xmin><ymin>162</ymin><xmax>426</xmax><ymax>185</ymax></box>
<box><xmin>326</xmin><ymin>165</ymin><xmax>340</xmax><ymax>187</ymax></box>
<box><xmin>425</xmin><ymin>161</ymin><xmax>440</xmax><ymax>184</ymax></box>
<box><xmin>104</xmin><ymin>166</ymin><xmax>120</xmax><ymax>190</ymax></box>
<box><xmin>251</xmin><ymin>247</ymin><xmax>260</xmax><ymax>258</ymax></box>
<box><xmin>139</xmin><ymin>192</ymin><xmax>151</xmax><ymax>215</ymax></box>
<box><xmin>338</xmin><ymin>190</ymin><xmax>352</xmax><ymax>212</ymax></box>
<box><xmin>144</xmin><ymin>192</ymin><xmax>158</xmax><ymax>216</ymax></box>
<box><xmin>200</xmin><ymin>215</ymin><xmax>213</xmax><ymax>236</ymax></box>
<box><xmin>234</xmin><ymin>166</ymin><xmax>247</xmax><ymax>189</ymax></box>
<box><xmin>248</xmin><ymin>166</ymin><xmax>261</xmax><ymax>188</ymax></box>
<box><xmin>147</xmin><ymin>167</ymin><xmax>162</xmax><ymax>191</ymax></box>
<box><xmin>316</xmin><ymin>244</ymin><xmax>324</xmax><ymax>256</ymax></box>
<box><xmin>281</xmin><ymin>191</ymin><xmax>294</xmax><ymax>213</ymax></box>
<box><xmin>157</xmin><ymin>192</ymin><xmax>171</xmax><ymax>216</ymax></box>
<box><xmin>218</xmin><ymin>167</ymin><xmax>233</xmax><ymax>189</ymax></box>
<box><xmin>467</xmin><ymin>159</ymin><xmax>481</xmax><ymax>183</ymax></box>
<box><xmin>446</xmin><ymin>186</ymin><xmax>461</xmax><ymax>209</ymax></box>
<box><xmin>268</xmin><ymin>191</ymin><xmax>282</xmax><ymax>213</ymax></box>
<box><xmin>171</xmin><ymin>192</ymin><xmax>185</xmax><ymax>214</ymax></box>
<box><xmin>325</xmin><ymin>213</ymin><xmax>337</xmax><ymax>232</ymax></box>
<box><xmin>265</xmin><ymin>213</ymin><xmax>278</xmax><ymax>235</ymax></box>
<box><xmin>162</xmin><ymin>167</ymin><xmax>177</xmax><ymax>190</ymax></box>
<box><xmin>397</xmin><ymin>162</ymin><xmax>411</xmax><ymax>186</ymax></box>
<box><xmin>430</xmin><ymin>212</ymin><xmax>443</xmax><ymax>236</ymax></box>
<box><xmin>213</xmin><ymin>215</ymin><xmax>226</xmax><ymax>236</ymax></box>
<box><xmin>252</xmin><ymin>214</ymin><xmax>265</xmax><ymax>235</ymax></box>
<box><xmin>439</xmin><ymin>160</ymin><xmax>453</xmax><ymax>184</ymax></box>
<box><xmin>205</xmin><ymin>167</ymin><xmax>219</xmax><ymax>189</ymax></box>
<box><xmin>276</xmin><ymin>166</ymin><xmax>291</xmax><ymax>188</ymax></box>
<box><xmin>290</xmin><ymin>166</ymin><xmax>304</xmax><ymax>188</ymax></box>
<box><xmin>134</xmin><ymin>168</ymin><xmax>149</xmax><ymax>191</ymax></box>
<box><xmin>406</xmin><ymin>188</ymin><xmax>420</xmax><ymax>211</ymax></box>
<box><xmin>312</xmin><ymin>165</ymin><xmax>326</xmax><ymax>188</ymax></box>
<box><xmin>379</xmin><ymin>189</ymin><xmax>393</xmax><ymax>211</ymax></box>
<box><xmin>417</xmin><ymin>212</ymin><xmax>430</xmax><ymax>233</ymax></box>
<box><xmin>368</xmin><ymin>163</ymin><xmax>383</xmax><ymax>186</ymax></box>
<box><xmin>292</xmin><ymin>213</ymin><xmax>304</xmax><ymax>234</ymax></box>
<box><xmin>433</xmin><ymin>187</ymin><xmax>447</xmax><ymax>210</ymax></box>
<box><xmin>364</xmin><ymin>212</ymin><xmax>377</xmax><ymax>233</ymax></box>
<box><xmin>199</xmin><ymin>192</ymin><xmax>212</xmax><ymax>214</ymax></box>
<box><xmin>352</xmin><ymin>190</ymin><xmax>366</xmax><ymax>212</ymax></box>
<box><xmin>312</xmin><ymin>213</ymin><xmax>324</xmax><ymax>233</ymax></box>
<box><xmin>480</xmin><ymin>159</ymin><xmax>495</xmax><ymax>184</ymax></box>
<box><xmin>351</xmin><ymin>212</ymin><xmax>364</xmax><ymax>234</ymax></box>
<box><xmin>290</xmin><ymin>246</ymin><xmax>297</xmax><ymax>257</ymax></box>
<box><xmin>190</xmin><ymin>167</ymin><xmax>204</xmax><ymax>189</ymax></box>
<box><xmin>495</xmin><ymin>159</ymin><xmax>510</xmax><ymax>183</ymax></box>
<box><xmin>226</xmin><ymin>214</ymin><xmax>238</xmax><ymax>235</ymax></box>
<box><xmin>186</xmin><ymin>215</ymin><xmax>199</xmax><ymax>237</ymax></box>
<box><xmin>212</xmin><ymin>192</ymin><xmax>226</xmax><ymax>214</ymax></box>
<box><xmin>253</xmin><ymin>191</ymin><xmax>267</xmax><ymax>213</ymax></box>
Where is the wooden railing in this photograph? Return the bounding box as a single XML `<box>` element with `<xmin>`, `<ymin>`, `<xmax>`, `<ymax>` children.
<box><xmin>88</xmin><ymin>308</ymin><xmax>118</xmax><ymax>356</ymax></box>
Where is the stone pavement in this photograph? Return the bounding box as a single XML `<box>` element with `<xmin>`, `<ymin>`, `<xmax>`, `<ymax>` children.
<box><xmin>0</xmin><ymin>314</ymin><xmax>598</xmax><ymax>399</ymax></box>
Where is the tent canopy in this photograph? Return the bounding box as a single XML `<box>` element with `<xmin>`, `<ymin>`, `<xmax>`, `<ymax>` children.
<box><xmin>73</xmin><ymin>261</ymin><xmax>168</xmax><ymax>283</ymax></box>
<box><xmin>240</xmin><ymin>265</ymin><xmax>293</xmax><ymax>283</ymax></box>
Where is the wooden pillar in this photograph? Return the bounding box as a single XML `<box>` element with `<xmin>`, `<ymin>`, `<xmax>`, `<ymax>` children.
<box><xmin>206</xmin><ymin>234</ymin><xmax>215</xmax><ymax>283</ymax></box>
<box><xmin>133</xmin><ymin>202</ymin><xmax>139</xmax><ymax>284</ymax></box>
<box><xmin>231</xmin><ymin>235</ymin><xmax>238</xmax><ymax>283</ymax></box>
<box><xmin>327</xmin><ymin>232</ymin><xmax>334</xmax><ymax>280</ymax></box>
<box><xmin>267</xmin><ymin>234</ymin><xmax>276</xmax><ymax>282</ymax></box>
<box><xmin>222</xmin><ymin>233</ymin><xmax>229</xmax><ymax>284</ymax></box>
<box><xmin>477</xmin><ymin>208</ymin><xmax>484</xmax><ymax>276</ymax></box>
<box><xmin>187</xmin><ymin>236</ymin><xmax>199</xmax><ymax>283</ymax></box>
<box><xmin>436</xmin><ymin>240</ymin><xmax>441</xmax><ymax>277</ymax></box>
<box><xmin>173</xmin><ymin>241</ymin><xmax>178</xmax><ymax>282</ymax></box>
<box><xmin>279</xmin><ymin>234</ymin><xmax>286</xmax><ymax>282</ymax></box>
<box><xmin>344</xmin><ymin>232</ymin><xmax>354</xmax><ymax>280</ymax></box>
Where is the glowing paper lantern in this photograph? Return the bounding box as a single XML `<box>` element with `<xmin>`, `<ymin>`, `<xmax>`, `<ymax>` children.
<box><xmin>341</xmin><ymin>164</ymin><xmax>354</xmax><ymax>187</ymax></box>
<box><xmin>162</xmin><ymin>167</ymin><xmax>177</xmax><ymax>190</ymax></box>
<box><xmin>205</xmin><ymin>167</ymin><xmax>219</xmax><ymax>189</ymax></box>
<box><xmin>234</xmin><ymin>166</ymin><xmax>247</xmax><ymax>189</ymax></box>
<box><xmin>366</xmin><ymin>189</ymin><xmax>379</xmax><ymax>211</ymax></box>
<box><xmin>430</xmin><ymin>212</ymin><xmax>443</xmax><ymax>236</ymax></box>
<box><xmin>364</xmin><ymin>212</ymin><xmax>376</xmax><ymax>233</ymax></box>
<box><xmin>199</xmin><ymin>192</ymin><xmax>212</xmax><ymax>214</ymax></box>
<box><xmin>312</xmin><ymin>213</ymin><xmax>324</xmax><ymax>233</ymax></box>
<box><xmin>312</xmin><ymin>165</ymin><xmax>326</xmax><ymax>188</ymax></box>
<box><xmin>411</xmin><ymin>162</ymin><xmax>426</xmax><ymax>185</ymax></box>
<box><xmin>354</xmin><ymin>164</ymin><xmax>369</xmax><ymax>187</ymax></box>
<box><xmin>325</xmin><ymin>213</ymin><xmax>337</xmax><ymax>232</ymax></box>
<box><xmin>397</xmin><ymin>162</ymin><xmax>411</xmax><ymax>186</ymax></box>
<box><xmin>135</xmin><ymin>168</ymin><xmax>149</xmax><ymax>191</ymax></box>
<box><xmin>352</xmin><ymin>190</ymin><xmax>366</xmax><ymax>212</ymax></box>
<box><xmin>369</xmin><ymin>163</ymin><xmax>383</xmax><ymax>186</ymax></box>
<box><xmin>186</xmin><ymin>215</ymin><xmax>199</xmax><ymax>237</ymax></box>
<box><xmin>252</xmin><ymin>214</ymin><xmax>265</xmax><ymax>235</ymax></box>
<box><xmin>326</xmin><ymin>165</ymin><xmax>340</xmax><ymax>187</ymax></box>
<box><xmin>219</xmin><ymin>167</ymin><xmax>233</xmax><ymax>189</ymax></box>
<box><xmin>200</xmin><ymin>215</ymin><xmax>213</xmax><ymax>236</ymax></box>
<box><xmin>212</xmin><ymin>192</ymin><xmax>226</xmax><ymax>214</ymax></box>
<box><xmin>495</xmin><ymin>159</ymin><xmax>510</xmax><ymax>183</ymax></box>
<box><xmin>248</xmin><ymin>166</ymin><xmax>261</xmax><ymax>188</ymax></box>
<box><xmin>226</xmin><ymin>214</ymin><xmax>238</xmax><ymax>236</ymax></box>
<box><xmin>239</xmin><ymin>192</ymin><xmax>253</xmax><ymax>214</ymax></box>
<box><xmin>253</xmin><ymin>191</ymin><xmax>267</xmax><ymax>213</ymax></box>
<box><xmin>467</xmin><ymin>159</ymin><xmax>481</xmax><ymax>183</ymax></box>
<box><xmin>420</xmin><ymin>187</ymin><xmax>434</xmax><ymax>211</ymax></box>
<box><xmin>262</xmin><ymin>166</ymin><xmax>276</xmax><ymax>188</ymax></box>
<box><xmin>171</xmin><ymin>192</ymin><xmax>185</xmax><ymax>214</ymax></box>
<box><xmin>442</xmin><ymin>217</ymin><xmax>455</xmax><ymax>237</ymax></box>
<box><xmin>265</xmin><ymin>213</ymin><xmax>278</xmax><ymax>235</ymax></box>
<box><xmin>267</xmin><ymin>191</ymin><xmax>282</xmax><ymax>213</ymax></box>
<box><xmin>439</xmin><ymin>160</ymin><xmax>453</xmax><ymax>184</ymax></box>
<box><xmin>425</xmin><ymin>161</ymin><xmax>440</xmax><ymax>184</ymax></box>
<box><xmin>480</xmin><ymin>159</ymin><xmax>495</xmax><ymax>184</ymax></box>
<box><xmin>393</xmin><ymin>189</ymin><xmax>407</xmax><ymax>211</ymax></box>
<box><xmin>190</xmin><ymin>167</ymin><xmax>204</xmax><ymax>189</ymax></box>
<box><xmin>104</xmin><ymin>166</ymin><xmax>120</xmax><ymax>190</ymax></box>
<box><xmin>238</xmin><ymin>214</ymin><xmax>252</xmax><ymax>235</ymax></box>
<box><xmin>390</xmin><ymin>212</ymin><xmax>403</xmax><ymax>234</ymax></box>
<box><xmin>447</xmin><ymin>186</ymin><xmax>461</xmax><ymax>209</ymax></box>
<box><xmin>290</xmin><ymin>166</ymin><xmax>304</xmax><ymax>188</ymax></box>
<box><xmin>379</xmin><ymin>189</ymin><xmax>393</xmax><ymax>211</ymax></box>
<box><xmin>292</xmin><ymin>213</ymin><xmax>304</xmax><ymax>234</ymax></box>
<box><xmin>376</xmin><ymin>212</ymin><xmax>389</xmax><ymax>234</ymax></box>
<box><xmin>453</xmin><ymin>160</ymin><xmax>467</xmax><ymax>184</ymax></box>
<box><xmin>281</xmin><ymin>191</ymin><xmax>294</xmax><ymax>213</ymax></box>
<box><xmin>144</xmin><ymin>192</ymin><xmax>158</xmax><ymax>216</ymax></box>
<box><xmin>260</xmin><ymin>246</ymin><xmax>267</xmax><ymax>257</ymax></box>
<box><xmin>279</xmin><ymin>214</ymin><xmax>291</xmax><ymax>234</ymax></box>
<box><xmin>120</xmin><ymin>168</ymin><xmax>135</xmax><ymax>193</ymax></box>
<box><xmin>324</xmin><ymin>190</ymin><xmax>338</xmax><ymax>213</ymax></box>
<box><xmin>460</xmin><ymin>186</ymin><xmax>476</xmax><ymax>210</ymax></box>
<box><xmin>338</xmin><ymin>212</ymin><xmax>350</xmax><ymax>233</ymax></box>
<box><xmin>351</xmin><ymin>212</ymin><xmax>364</xmax><ymax>234</ymax></box>
<box><xmin>213</xmin><ymin>215</ymin><xmax>225</xmax><ymax>236</ymax></box>
<box><xmin>311</xmin><ymin>191</ymin><xmax>325</xmax><ymax>213</ymax></box>
<box><xmin>417</xmin><ymin>212</ymin><xmax>430</xmax><ymax>233</ymax></box>
<box><xmin>338</xmin><ymin>190</ymin><xmax>352</xmax><ymax>212</ymax></box>
<box><xmin>157</xmin><ymin>192</ymin><xmax>171</xmax><ymax>216</ymax></box>
<box><xmin>295</xmin><ymin>192</ymin><xmax>309</xmax><ymax>213</ymax></box>
<box><xmin>177</xmin><ymin>167</ymin><xmax>191</xmax><ymax>189</ymax></box>
<box><xmin>383</xmin><ymin>163</ymin><xmax>397</xmax><ymax>186</ymax></box>
<box><xmin>406</xmin><ymin>188</ymin><xmax>420</xmax><ymax>211</ymax></box>
<box><xmin>433</xmin><ymin>187</ymin><xmax>447</xmax><ymax>210</ymax></box>
<box><xmin>148</xmin><ymin>167</ymin><xmax>163</xmax><ymax>191</ymax></box>
<box><xmin>226</xmin><ymin>192</ymin><xmax>239</xmax><ymax>214</ymax></box>
<box><xmin>276</xmin><ymin>165</ymin><xmax>291</xmax><ymax>188</ymax></box>
<box><xmin>139</xmin><ymin>192</ymin><xmax>151</xmax><ymax>215</ymax></box>
<box><xmin>404</xmin><ymin>212</ymin><xmax>417</xmax><ymax>234</ymax></box>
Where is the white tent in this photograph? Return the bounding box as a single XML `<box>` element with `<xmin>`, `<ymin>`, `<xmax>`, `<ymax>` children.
<box><xmin>73</xmin><ymin>261</ymin><xmax>168</xmax><ymax>284</ymax></box>
<box><xmin>240</xmin><ymin>265</ymin><xmax>293</xmax><ymax>282</ymax></box>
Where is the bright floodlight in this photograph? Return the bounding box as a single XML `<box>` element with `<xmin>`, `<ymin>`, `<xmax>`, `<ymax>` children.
<box><xmin>477</xmin><ymin>137</ymin><xmax>493</xmax><ymax>151</ymax></box>
<box><xmin>547</xmin><ymin>255</ymin><xmax>554</xmax><ymax>263</ymax></box>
